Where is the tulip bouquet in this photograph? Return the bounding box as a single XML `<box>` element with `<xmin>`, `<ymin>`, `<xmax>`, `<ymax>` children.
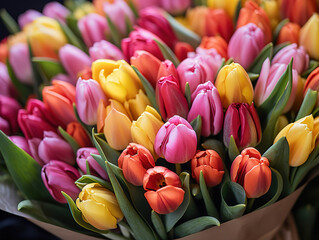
<box><xmin>1</xmin><ymin>0</ymin><xmax>319</xmax><ymax>239</ymax></box>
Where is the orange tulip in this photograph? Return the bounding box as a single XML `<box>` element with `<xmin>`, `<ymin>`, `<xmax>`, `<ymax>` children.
<box><xmin>237</xmin><ymin>0</ymin><xmax>272</xmax><ymax>44</ymax></box>
<box><xmin>66</xmin><ymin>122</ymin><xmax>92</xmax><ymax>147</ymax></box>
<box><xmin>0</xmin><ymin>39</ymin><xmax>8</xmax><ymax>63</ymax></box>
<box><xmin>304</xmin><ymin>67</ymin><xmax>319</xmax><ymax>99</ymax></box>
<box><xmin>277</xmin><ymin>22</ymin><xmax>301</xmax><ymax>45</ymax></box>
<box><xmin>42</xmin><ymin>80</ymin><xmax>76</xmax><ymax>128</ymax></box>
<box><xmin>199</xmin><ymin>36</ymin><xmax>228</xmax><ymax>60</ymax></box>
<box><xmin>186</xmin><ymin>6</ymin><xmax>209</xmax><ymax>36</ymax></box>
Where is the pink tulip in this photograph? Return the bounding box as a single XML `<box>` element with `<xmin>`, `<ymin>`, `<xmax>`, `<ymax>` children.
<box><xmin>41</xmin><ymin>160</ymin><xmax>81</xmax><ymax>203</ymax></box>
<box><xmin>254</xmin><ymin>58</ymin><xmax>298</xmax><ymax>113</ymax></box>
<box><xmin>78</xmin><ymin>13</ymin><xmax>109</xmax><ymax>48</ymax></box>
<box><xmin>121</xmin><ymin>27</ymin><xmax>164</xmax><ymax>61</ymax></box>
<box><xmin>9</xmin><ymin>43</ymin><xmax>33</xmax><ymax>85</ymax></box>
<box><xmin>159</xmin><ymin>0</ymin><xmax>191</xmax><ymax>15</ymax></box>
<box><xmin>157</xmin><ymin>60</ymin><xmax>178</xmax><ymax>80</ymax></box>
<box><xmin>154</xmin><ymin>115</ymin><xmax>197</xmax><ymax>164</ymax></box>
<box><xmin>76</xmin><ymin>78</ymin><xmax>107</xmax><ymax>125</ymax></box>
<box><xmin>9</xmin><ymin>136</ymin><xmax>31</xmax><ymax>155</ymax></box>
<box><xmin>59</xmin><ymin>44</ymin><xmax>91</xmax><ymax>85</ymax></box>
<box><xmin>132</xmin><ymin>0</ymin><xmax>160</xmax><ymax>10</ymax></box>
<box><xmin>138</xmin><ymin>7</ymin><xmax>177</xmax><ymax>48</ymax></box>
<box><xmin>271</xmin><ymin>43</ymin><xmax>309</xmax><ymax>74</ymax></box>
<box><xmin>51</xmin><ymin>73</ymin><xmax>72</xmax><ymax>84</ymax></box>
<box><xmin>228</xmin><ymin>23</ymin><xmax>265</xmax><ymax>69</ymax></box>
<box><xmin>0</xmin><ymin>95</ymin><xmax>21</xmax><ymax>135</ymax></box>
<box><xmin>223</xmin><ymin>103</ymin><xmax>262</xmax><ymax>150</ymax></box>
<box><xmin>89</xmin><ymin>40</ymin><xmax>126</xmax><ymax>62</ymax></box>
<box><xmin>187</xmin><ymin>82</ymin><xmax>223</xmax><ymax>137</ymax></box>
<box><xmin>156</xmin><ymin>75</ymin><xmax>189</xmax><ymax>121</ymax></box>
<box><xmin>28</xmin><ymin>138</ymin><xmax>44</xmax><ymax>165</ymax></box>
<box><xmin>18</xmin><ymin>10</ymin><xmax>42</xmax><ymax>28</ymax></box>
<box><xmin>0</xmin><ymin>62</ymin><xmax>16</xmax><ymax>98</ymax></box>
<box><xmin>76</xmin><ymin>147</ymin><xmax>108</xmax><ymax>180</ymax></box>
<box><xmin>38</xmin><ymin>131</ymin><xmax>75</xmax><ymax>165</ymax></box>
<box><xmin>43</xmin><ymin>1</ymin><xmax>70</xmax><ymax>24</ymax></box>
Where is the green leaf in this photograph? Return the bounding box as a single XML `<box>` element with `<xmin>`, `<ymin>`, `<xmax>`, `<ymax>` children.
<box><xmin>0</xmin><ymin>9</ymin><xmax>19</xmax><ymax>34</ymax></box>
<box><xmin>125</xmin><ymin>15</ymin><xmax>133</xmax><ymax>36</ymax></box>
<box><xmin>190</xmin><ymin>115</ymin><xmax>202</xmax><ymax>141</ymax></box>
<box><xmin>185</xmin><ymin>82</ymin><xmax>192</xmax><ymax>107</ymax></box>
<box><xmin>295</xmin><ymin>89</ymin><xmax>317</xmax><ymax>121</ymax></box>
<box><xmin>0</xmin><ymin>131</ymin><xmax>53</xmax><ymax>202</ymax></box>
<box><xmin>164</xmin><ymin>12</ymin><xmax>201</xmax><ymax>49</ymax></box>
<box><xmin>106</xmin><ymin>15</ymin><xmax>122</xmax><ymax>48</ymax></box>
<box><xmin>164</xmin><ymin>172</ymin><xmax>191</xmax><ymax>232</ymax></box>
<box><xmin>132</xmin><ymin>66</ymin><xmax>159</xmax><ymax>113</ymax></box>
<box><xmin>199</xmin><ymin>171</ymin><xmax>219</xmax><ymax>219</ymax></box>
<box><xmin>233</xmin><ymin>0</ymin><xmax>242</xmax><ymax>26</ymax></box>
<box><xmin>173</xmin><ymin>216</ymin><xmax>220</xmax><ymax>238</ymax></box>
<box><xmin>301</xmin><ymin>60</ymin><xmax>319</xmax><ymax>79</ymax></box>
<box><xmin>220</xmin><ymin>181</ymin><xmax>246</xmax><ymax>222</ymax></box>
<box><xmin>128</xmin><ymin>0</ymin><xmax>139</xmax><ymax>18</ymax></box>
<box><xmin>58</xmin><ymin>126</ymin><xmax>80</xmax><ymax>153</ymax></box>
<box><xmin>75</xmin><ymin>175</ymin><xmax>113</xmax><ymax>191</ymax></box>
<box><xmin>228</xmin><ymin>135</ymin><xmax>240</xmax><ymax>162</ymax></box>
<box><xmin>225</xmin><ymin>58</ymin><xmax>234</xmax><ymax>65</ymax></box>
<box><xmin>248</xmin><ymin>43</ymin><xmax>273</xmax><ymax>74</ymax></box>
<box><xmin>273</xmin><ymin>18</ymin><xmax>289</xmax><ymax>44</ymax></box>
<box><xmin>312</xmin><ymin>107</ymin><xmax>319</xmax><ymax>118</ymax></box>
<box><xmin>85</xmin><ymin>160</ymin><xmax>91</xmax><ymax>175</ymax></box>
<box><xmin>32</xmin><ymin>57</ymin><xmax>66</xmax><ymax>81</ymax></box>
<box><xmin>59</xmin><ymin>22</ymin><xmax>88</xmax><ymax>53</ymax></box>
<box><xmin>152</xmin><ymin>211</ymin><xmax>168</xmax><ymax>240</ymax></box>
<box><xmin>66</xmin><ymin>14</ymin><xmax>83</xmax><ymax>40</ymax></box>
<box><xmin>93</xmin><ymin>132</ymin><xmax>120</xmax><ymax>166</ymax></box>
<box><xmin>154</xmin><ymin>39</ymin><xmax>180</xmax><ymax>67</ymax></box>
<box><xmin>248</xmin><ymin>73</ymin><xmax>259</xmax><ymax>82</ymax></box>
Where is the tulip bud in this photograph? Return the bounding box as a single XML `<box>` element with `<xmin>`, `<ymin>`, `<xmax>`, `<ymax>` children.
<box><xmin>237</xmin><ymin>1</ymin><xmax>272</xmax><ymax>44</ymax></box>
<box><xmin>272</xmin><ymin>43</ymin><xmax>309</xmax><ymax>74</ymax></box>
<box><xmin>228</xmin><ymin>23</ymin><xmax>265</xmax><ymax>69</ymax></box>
<box><xmin>121</xmin><ymin>27</ymin><xmax>165</xmax><ymax>61</ymax></box>
<box><xmin>155</xmin><ymin>115</ymin><xmax>197</xmax><ymax>163</ymax></box>
<box><xmin>124</xmin><ymin>89</ymin><xmax>151</xmax><ymax>121</ymax></box>
<box><xmin>9</xmin><ymin>136</ymin><xmax>31</xmax><ymax>156</ymax></box>
<box><xmin>277</xmin><ymin>22</ymin><xmax>301</xmax><ymax>45</ymax></box>
<box><xmin>188</xmin><ymin>82</ymin><xmax>224</xmax><ymax>137</ymax></box>
<box><xmin>299</xmin><ymin>13</ymin><xmax>319</xmax><ymax>60</ymax></box>
<box><xmin>138</xmin><ymin>7</ymin><xmax>178</xmax><ymax>48</ymax></box>
<box><xmin>104</xmin><ymin>100</ymin><xmax>132</xmax><ymax>150</ymax></box>
<box><xmin>78</xmin><ymin>13</ymin><xmax>109</xmax><ymax>48</ymax></box>
<box><xmin>157</xmin><ymin>60</ymin><xmax>178</xmax><ymax>80</ymax></box>
<box><xmin>9</xmin><ymin>43</ymin><xmax>33</xmax><ymax>85</ymax></box>
<box><xmin>215</xmin><ymin>63</ymin><xmax>254</xmax><ymax>109</ymax></box>
<box><xmin>42</xmin><ymin>80</ymin><xmax>77</xmax><ymax>128</ymax></box>
<box><xmin>191</xmin><ymin>150</ymin><xmax>224</xmax><ymax>187</ymax></box>
<box><xmin>26</xmin><ymin>16</ymin><xmax>67</xmax><ymax>60</ymax></box>
<box><xmin>76</xmin><ymin>183</ymin><xmax>123</xmax><ymax>230</ymax></box>
<box><xmin>174</xmin><ymin>42</ymin><xmax>194</xmax><ymax>62</ymax></box>
<box><xmin>0</xmin><ymin>62</ymin><xmax>16</xmax><ymax>98</ymax></box>
<box><xmin>0</xmin><ymin>95</ymin><xmax>21</xmax><ymax>135</ymax></box>
<box><xmin>76</xmin><ymin>78</ymin><xmax>107</xmax><ymax>125</ymax></box>
<box><xmin>118</xmin><ymin>143</ymin><xmax>155</xmax><ymax>186</ymax></box>
<box><xmin>43</xmin><ymin>1</ymin><xmax>70</xmax><ymax>24</ymax></box>
<box><xmin>156</xmin><ymin>75</ymin><xmax>189</xmax><ymax>121</ymax></box>
<box><xmin>186</xmin><ymin>6</ymin><xmax>208</xmax><ymax>36</ymax></box>
<box><xmin>28</xmin><ymin>138</ymin><xmax>43</xmax><ymax>165</ymax></box>
<box><xmin>38</xmin><ymin>131</ymin><xmax>75</xmax><ymax>165</ymax></box>
<box><xmin>59</xmin><ymin>44</ymin><xmax>91</xmax><ymax>84</ymax></box>
<box><xmin>18</xmin><ymin>10</ymin><xmax>42</xmax><ymax>29</ymax></box>
<box><xmin>230</xmin><ymin>147</ymin><xmax>271</xmax><ymax>198</ymax></box>
<box><xmin>143</xmin><ymin>166</ymin><xmax>184</xmax><ymax>214</ymax></box>
<box><xmin>42</xmin><ymin>160</ymin><xmax>81</xmax><ymax>203</ymax></box>
<box><xmin>159</xmin><ymin>0</ymin><xmax>191</xmax><ymax>15</ymax></box>
<box><xmin>199</xmin><ymin>36</ymin><xmax>228</xmax><ymax>60</ymax></box>
<box><xmin>223</xmin><ymin>103</ymin><xmax>262</xmax><ymax>150</ymax></box>
<box><xmin>89</xmin><ymin>40</ymin><xmax>126</xmax><ymax>62</ymax></box>
<box><xmin>254</xmin><ymin>58</ymin><xmax>299</xmax><ymax>113</ymax></box>
<box><xmin>67</xmin><ymin>122</ymin><xmax>92</xmax><ymax>148</ymax></box>
<box><xmin>130</xmin><ymin>50</ymin><xmax>161</xmax><ymax>88</ymax></box>
<box><xmin>76</xmin><ymin>147</ymin><xmax>108</xmax><ymax>179</ymax></box>
<box><xmin>131</xmin><ymin>106</ymin><xmax>164</xmax><ymax>157</ymax></box>
<box><xmin>274</xmin><ymin>115</ymin><xmax>319</xmax><ymax>167</ymax></box>
<box><xmin>304</xmin><ymin>67</ymin><xmax>319</xmax><ymax>97</ymax></box>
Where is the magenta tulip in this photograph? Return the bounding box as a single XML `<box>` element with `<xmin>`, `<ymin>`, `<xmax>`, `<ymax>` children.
<box><xmin>9</xmin><ymin>136</ymin><xmax>31</xmax><ymax>155</ymax></box>
<box><xmin>41</xmin><ymin>160</ymin><xmax>81</xmax><ymax>203</ymax></box>
<box><xmin>18</xmin><ymin>10</ymin><xmax>42</xmax><ymax>28</ymax></box>
<box><xmin>0</xmin><ymin>95</ymin><xmax>21</xmax><ymax>135</ymax></box>
<box><xmin>271</xmin><ymin>43</ymin><xmax>309</xmax><ymax>74</ymax></box>
<box><xmin>223</xmin><ymin>103</ymin><xmax>262</xmax><ymax>150</ymax></box>
<box><xmin>159</xmin><ymin>0</ymin><xmax>191</xmax><ymax>15</ymax></box>
<box><xmin>154</xmin><ymin>115</ymin><xmax>197</xmax><ymax>164</ymax></box>
<box><xmin>89</xmin><ymin>40</ymin><xmax>126</xmax><ymax>62</ymax></box>
<box><xmin>28</xmin><ymin>138</ymin><xmax>44</xmax><ymax>165</ymax></box>
<box><xmin>187</xmin><ymin>82</ymin><xmax>223</xmax><ymax>136</ymax></box>
<box><xmin>132</xmin><ymin>0</ymin><xmax>160</xmax><ymax>10</ymax></box>
<box><xmin>43</xmin><ymin>1</ymin><xmax>70</xmax><ymax>24</ymax></box>
<box><xmin>0</xmin><ymin>62</ymin><xmax>16</xmax><ymax>98</ymax></box>
<box><xmin>76</xmin><ymin>147</ymin><xmax>108</xmax><ymax>180</ymax></box>
<box><xmin>156</xmin><ymin>75</ymin><xmax>189</xmax><ymax>121</ymax></box>
<box><xmin>228</xmin><ymin>23</ymin><xmax>265</xmax><ymax>69</ymax></box>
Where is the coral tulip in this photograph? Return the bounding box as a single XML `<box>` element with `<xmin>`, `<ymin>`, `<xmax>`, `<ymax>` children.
<box><xmin>66</xmin><ymin>122</ymin><xmax>92</xmax><ymax>148</ymax></box>
<box><xmin>304</xmin><ymin>67</ymin><xmax>319</xmax><ymax>96</ymax></box>
<box><xmin>199</xmin><ymin>36</ymin><xmax>228</xmax><ymax>60</ymax></box>
<box><xmin>157</xmin><ymin>60</ymin><xmax>178</xmax><ymax>80</ymax></box>
<box><xmin>277</xmin><ymin>22</ymin><xmax>300</xmax><ymax>45</ymax></box>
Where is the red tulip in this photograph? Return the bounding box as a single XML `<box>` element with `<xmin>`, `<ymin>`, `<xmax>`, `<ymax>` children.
<box><xmin>230</xmin><ymin>148</ymin><xmax>271</xmax><ymax>198</ymax></box>
<box><xmin>143</xmin><ymin>166</ymin><xmax>184</xmax><ymax>214</ymax></box>
<box><xmin>174</xmin><ymin>42</ymin><xmax>194</xmax><ymax>62</ymax></box>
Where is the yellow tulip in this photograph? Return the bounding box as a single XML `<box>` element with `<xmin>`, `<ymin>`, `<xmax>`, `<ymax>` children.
<box><xmin>124</xmin><ymin>89</ymin><xmax>151</xmax><ymax>121</ymax></box>
<box><xmin>131</xmin><ymin>106</ymin><xmax>164</xmax><ymax>157</ymax></box>
<box><xmin>25</xmin><ymin>16</ymin><xmax>67</xmax><ymax>60</ymax></box>
<box><xmin>261</xmin><ymin>0</ymin><xmax>280</xmax><ymax>30</ymax></box>
<box><xmin>104</xmin><ymin>99</ymin><xmax>132</xmax><ymax>150</ymax></box>
<box><xmin>92</xmin><ymin>59</ymin><xmax>141</xmax><ymax>103</ymax></box>
<box><xmin>300</xmin><ymin>13</ymin><xmax>319</xmax><ymax>60</ymax></box>
<box><xmin>207</xmin><ymin>0</ymin><xmax>239</xmax><ymax>18</ymax></box>
<box><xmin>274</xmin><ymin>115</ymin><xmax>319</xmax><ymax>167</ymax></box>
<box><xmin>76</xmin><ymin>183</ymin><xmax>123</xmax><ymax>230</ymax></box>
<box><xmin>73</xmin><ymin>2</ymin><xmax>96</xmax><ymax>19</ymax></box>
<box><xmin>215</xmin><ymin>63</ymin><xmax>254</xmax><ymax>109</ymax></box>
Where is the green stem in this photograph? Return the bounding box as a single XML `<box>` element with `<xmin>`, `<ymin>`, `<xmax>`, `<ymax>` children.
<box><xmin>246</xmin><ymin>198</ymin><xmax>255</xmax><ymax>213</ymax></box>
<box><xmin>175</xmin><ymin>164</ymin><xmax>181</xmax><ymax>176</ymax></box>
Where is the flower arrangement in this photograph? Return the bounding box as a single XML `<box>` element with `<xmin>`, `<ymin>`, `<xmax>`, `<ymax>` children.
<box><xmin>0</xmin><ymin>0</ymin><xmax>319</xmax><ymax>239</ymax></box>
